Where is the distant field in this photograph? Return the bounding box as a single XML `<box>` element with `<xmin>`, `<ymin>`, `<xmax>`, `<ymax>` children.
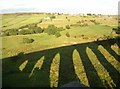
<box><xmin>1</xmin><ymin>13</ymin><xmax>120</xmax><ymax>88</ymax></box>
<box><xmin>1</xmin><ymin>13</ymin><xmax>118</xmax><ymax>58</ymax></box>
<box><xmin>1</xmin><ymin>25</ymin><xmax>116</xmax><ymax>58</ymax></box>
<box><xmin>1</xmin><ymin>13</ymin><xmax>117</xmax><ymax>30</ymax></box>
<box><xmin>1</xmin><ymin>13</ymin><xmax>47</xmax><ymax>30</ymax></box>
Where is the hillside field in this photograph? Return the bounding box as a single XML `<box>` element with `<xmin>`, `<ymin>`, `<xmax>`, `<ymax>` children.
<box><xmin>1</xmin><ymin>13</ymin><xmax>120</xmax><ymax>88</ymax></box>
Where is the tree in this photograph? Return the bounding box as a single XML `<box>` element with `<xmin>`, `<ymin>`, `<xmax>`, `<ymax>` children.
<box><xmin>23</xmin><ymin>38</ymin><xmax>34</xmax><ymax>43</ymax></box>
<box><xmin>112</xmin><ymin>27</ymin><xmax>120</xmax><ymax>34</ymax></box>
<box><xmin>66</xmin><ymin>32</ymin><xmax>70</xmax><ymax>37</ymax></box>
<box><xmin>33</xmin><ymin>27</ymin><xmax>43</xmax><ymax>33</ymax></box>
<box><xmin>87</xmin><ymin>13</ymin><xmax>92</xmax><ymax>16</ymax></box>
<box><xmin>66</xmin><ymin>25</ymin><xmax>70</xmax><ymax>29</ymax></box>
<box><xmin>50</xmin><ymin>15</ymin><xmax>56</xmax><ymax>19</ymax></box>
<box><xmin>46</xmin><ymin>25</ymin><xmax>57</xmax><ymax>35</ymax></box>
<box><xmin>55</xmin><ymin>32</ymin><xmax>61</xmax><ymax>38</ymax></box>
<box><xmin>9</xmin><ymin>29</ymin><xmax>18</xmax><ymax>36</ymax></box>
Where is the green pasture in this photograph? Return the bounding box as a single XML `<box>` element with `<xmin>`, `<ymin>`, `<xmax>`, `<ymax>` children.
<box><xmin>1</xmin><ymin>13</ymin><xmax>120</xmax><ymax>88</ymax></box>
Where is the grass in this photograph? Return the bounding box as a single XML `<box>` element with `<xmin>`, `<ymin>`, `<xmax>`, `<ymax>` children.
<box><xmin>62</xmin><ymin>25</ymin><xmax>113</xmax><ymax>37</ymax></box>
<box><xmin>1</xmin><ymin>13</ymin><xmax>120</xmax><ymax>88</ymax></box>
<box><xmin>2</xmin><ymin>14</ymin><xmax>47</xmax><ymax>30</ymax></box>
<box><xmin>2</xmin><ymin>40</ymin><xmax>120</xmax><ymax>88</ymax></box>
<box><xmin>1</xmin><ymin>13</ymin><xmax>117</xmax><ymax>30</ymax></box>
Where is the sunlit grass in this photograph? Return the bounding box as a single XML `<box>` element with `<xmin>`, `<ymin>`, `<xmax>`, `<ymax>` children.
<box><xmin>19</xmin><ymin>60</ymin><xmax>28</xmax><ymax>71</ymax></box>
<box><xmin>50</xmin><ymin>53</ymin><xmax>60</xmax><ymax>87</ymax></box>
<box><xmin>86</xmin><ymin>47</ymin><xmax>115</xmax><ymax>88</ymax></box>
<box><xmin>29</xmin><ymin>56</ymin><xmax>45</xmax><ymax>77</ymax></box>
<box><xmin>72</xmin><ymin>49</ymin><xmax>89</xmax><ymax>86</ymax></box>
<box><xmin>98</xmin><ymin>45</ymin><xmax>120</xmax><ymax>72</ymax></box>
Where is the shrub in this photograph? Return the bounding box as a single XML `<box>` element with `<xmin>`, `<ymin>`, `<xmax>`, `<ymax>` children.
<box><xmin>50</xmin><ymin>15</ymin><xmax>56</xmax><ymax>19</ymax></box>
<box><xmin>112</xmin><ymin>27</ymin><xmax>120</xmax><ymax>34</ymax></box>
<box><xmin>23</xmin><ymin>38</ymin><xmax>34</xmax><ymax>43</ymax></box>
<box><xmin>87</xmin><ymin>13</ymin><xmax>92</xmax><ymax>16</ymax></box>
<box><xmin>81</xmin><ymin>34</ymin><xmax>84</xmax><ymax>37</ymax></box>
<box><xmin>48</xmin><ymin>28</ymin><xmax>57</xmax><ymax>35</ymax></box>
<box><xmin>44</xmin><ymin>25</ymin><xmax>64</xmax><ymax>36</ymax></box>
<box><xmin>46</xmin><ymin>25</ymin><xmax>57</xmax><ymax>35</ymax></box>
<box><xmin>74</xmin><ymin>36</ymin><xmax>77</xmax><ymax>38</ymax></box>
<box><xmin>9</xmin><ymin>29</ymin><xmax>18</xmax><ymax>36</ymax></box>
<box><xmin>66</xmin><ymin>32</ymin><xmax>70</xmax><ymax>37</ymax></box>
<box><xmin>18</xmin><ymin>28</ymin><xmax>38</xmax><ymax>35</ymax></box>
<box><xmin>55</xmin><ymin>32</ymin><xmax>61</xmax><ymax>38</ymax></box>
<box><xmin>33</xmin><ymin>27</ymin><xmax>43</xmax><ymax>33</ymax></box>
<box><xmin>25</xmin><ymin>29</ymin><xmax>35</xmax><ymax>34</ymax></box>
<box><xmin>66</xmin><ymin>25</ymin><xmax>70</xmax><ymax>29</ymax></box>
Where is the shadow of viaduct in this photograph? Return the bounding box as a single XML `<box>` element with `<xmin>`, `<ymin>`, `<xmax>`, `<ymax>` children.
<box><xmin>2</xmin><ymin>39</ymin><xmax>120</xmax><ymax>88</ymax></box>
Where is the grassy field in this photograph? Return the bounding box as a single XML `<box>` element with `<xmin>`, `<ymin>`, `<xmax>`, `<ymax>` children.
<box><xmin>1</xmin><ymin>13</ymin><xmax>120</xmax><ymax>88</ymax></box>
<box><xmin>1</xmin><ymin>24</ymin><xmax>117</xmax><ymax>58</ymax></box>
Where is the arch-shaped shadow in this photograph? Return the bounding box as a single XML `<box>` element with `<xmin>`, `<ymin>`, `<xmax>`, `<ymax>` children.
<box><xmin>2</xmin><ymin>39</ymin><xmax>120</xmax><ymax>88</ymax></box>
<box><xmin>29</xmin><ymin>49</ymin><xmax>58</xmax><ymax>87</ymax></box>
<box><xmin>76</xmin><ymin>44</ymin><xmax>104</xmax><ymax>88</ymax></box>
<box><xmin>23</xmin><ymin>51</ymin><xmax>45</xmax><ymax>73</ymax></box>
<box><xmin>98</xmin><ymin>40</ymin><xmax>120</xmax><ymax>62</ymax></box>
<box><xmin>88</xmin><ymin>42</ymin><xmax>120</xmax><ymax>88</ymax></box>
<box><xmin>2</xmin><ymin>53</ymin><xmax>31</xmax><ymax>87</ymax></box>
<box><xmin>58</xmin><ymin>45</ymin><xmax>79</xmax><ymax>86</ymax></box>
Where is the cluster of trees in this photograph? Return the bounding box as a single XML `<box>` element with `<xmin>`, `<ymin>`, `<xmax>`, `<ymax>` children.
<box><xmin>112</xmin><ymin>27</ymin><xmax>120</xmax><ymax>34</ymax></box>
<box><xmin>44</xmin><ymin>25</ymin><xmax>65</xmax><ymax>37</ymax></box>
<box><xmin>50</xmin><ymin>15</ymin><xmax>56</xmax><ymax>19</ymax></box>
<box><xmin>87</xmin><ymin>13</ymin><xmax>102</xmax><ymax>17</ymax></box>
<box><xmin>1</xmin><ymin>24</ymin><xmax>44</xmax><ymax>36</ymax></box>
<box><xmin>1</xmin><ymin>24</ymin><xmax>65</xmax><ymax>38</ymax></box>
